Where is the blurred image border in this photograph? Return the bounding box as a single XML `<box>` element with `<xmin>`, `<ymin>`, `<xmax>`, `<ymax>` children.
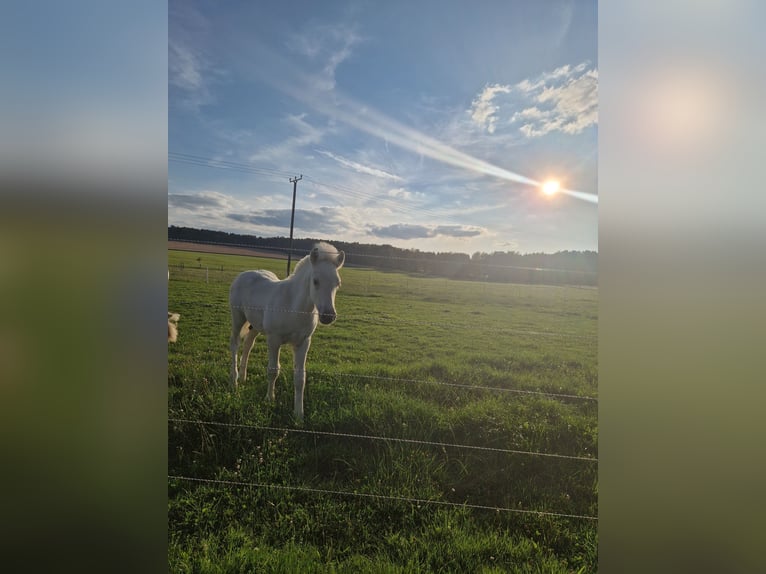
<box><xmin>1</xmin><ymin>2</ymin><xmax>763</xmax><ymax>573</ymax></box>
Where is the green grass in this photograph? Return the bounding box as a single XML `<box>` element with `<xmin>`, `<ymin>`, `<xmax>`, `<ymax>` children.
<box><xmin>168</xmin><ymin>248</ymin><xmax>598</xmax><ymax>573</ymax></box>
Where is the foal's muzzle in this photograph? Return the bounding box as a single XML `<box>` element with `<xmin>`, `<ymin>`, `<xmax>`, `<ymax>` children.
<box><xmin>319</xmin><ymin>312</ymin><xmax>337</xmax><ymax>325</ymax></box>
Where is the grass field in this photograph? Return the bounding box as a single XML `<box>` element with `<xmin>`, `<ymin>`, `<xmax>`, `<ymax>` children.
<box><xmin>168</xmin><ymin>248</ymin><xmax>598</xmax><ymax>573</ymax></box>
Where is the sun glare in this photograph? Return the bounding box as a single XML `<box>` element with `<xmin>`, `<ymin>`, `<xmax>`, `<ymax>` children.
<box><xmin>542</xmin><ymin>180</ymin><xmax>560</xmax><ymax>196</ymax></box>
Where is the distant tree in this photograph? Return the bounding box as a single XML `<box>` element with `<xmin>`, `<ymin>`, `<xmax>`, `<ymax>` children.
<box><xmin>168</xmin><ymin>226</ymin><xmax>597</xmax><ymax>286</ymax></box>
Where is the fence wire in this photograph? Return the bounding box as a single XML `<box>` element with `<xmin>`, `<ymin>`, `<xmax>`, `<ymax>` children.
<box><xmin>313</xmin><ymin>371</ymin><xmax>597</xmax><ymax>402</ymax></box>
<box><xmin>168</xmin><ymin>474</ymin><xmax>597</xmax><ymax>521</ymax></box>
<box><xmin>169</xmin><ymin>417</ymin><xmax>598</xmax><ymax>462</ymax></box>
<box><xmin>168</xmin><ymin>238</ymin><xmax>598</xmax><ymax>277</ymax></box>
<box><xmin>172</xmin><ymin>299</ymin><xmax>597</xmax><ymax>342</ymax></box>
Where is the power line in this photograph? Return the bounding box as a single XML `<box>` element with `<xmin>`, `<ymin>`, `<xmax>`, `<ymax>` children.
<box><xmin>169</xmin><ymin>152</ymin><xmax>493</xmax><ymax>227</ymax></box>
<box><xmin>169</xmin><ymin>152</ymin><xmax>295</xmax><ymax>179</ymax></box>
<box><xmin>169</xmin><ymin>153</ymin><xmax>420</xmax><ymax>216</ymax></box>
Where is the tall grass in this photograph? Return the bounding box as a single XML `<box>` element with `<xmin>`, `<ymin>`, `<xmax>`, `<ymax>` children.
<box><xmin>168</xmin><ymin>249</ymin><xmax>598</xmax><ymax>573</ymax></box>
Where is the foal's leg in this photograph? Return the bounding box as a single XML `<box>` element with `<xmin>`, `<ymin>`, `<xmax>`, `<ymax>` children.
<box><xmin>238</xmin><ymin>327</ymin><xmax>258</xmax><ymax>384</ymax></box>
<box><xmin>229</xmin><ymin>313</ymin><xmax>245</xmax><ymax>389</ymax></box>
<box><xmin>292</xmin><ymin>337</ymin><xmax>312</xmax><ymax>421</ymax></box>
<box><xmin>265</xmin><ymin>337</ymin><xmax>281</xmax><ymax>403</ymax></box>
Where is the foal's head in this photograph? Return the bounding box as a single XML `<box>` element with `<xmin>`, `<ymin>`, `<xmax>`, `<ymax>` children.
<box><xmin>308</xmin><ymin>243</ymin><xmax>345</xmax><ymax>325</ymax></box>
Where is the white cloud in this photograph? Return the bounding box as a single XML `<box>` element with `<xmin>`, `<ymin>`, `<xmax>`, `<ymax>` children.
<box><xmin>387</xmin><ymin>187</ymin><xmax>413</xmax><ymax>200</ymax></box>
<box><xmin>466</xmin><ymin>63</ymin><xmax>597</xmax><ymax>139</ymax></box>
<box><xmin>469</xmin><ymin>84</ymin><xmax>512</xmax><ymax>134</ymax></box>
<box><xmin>512</xmin><ymin>65</ymin><xmax>598</xmax><ymax>138</ymax></box>
<box><xmin>513</xmin><ymin>106</ymin><xmax>546</xmax><ymax>121</ymax></box>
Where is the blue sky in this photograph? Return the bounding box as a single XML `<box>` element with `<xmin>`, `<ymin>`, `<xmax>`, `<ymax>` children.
<box><xmin>169</xmin><ymin>0</ymin><xmax>597</xmax><ymax>254</ymax></box>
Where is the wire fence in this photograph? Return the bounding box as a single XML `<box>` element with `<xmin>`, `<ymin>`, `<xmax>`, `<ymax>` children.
<box><xmin>168</xmin><ymin>475</ymin><xmax>598</xmax><ymax>521</ymax></box>
<box><xmin>169</xmin><ymin>417</ymin><xmax>597</xmax><ymax>462</ymax></box>
<box><xmin>171</xmin><ymin>365</ymin><xmax>597</xmax><ymax>406</ymax></box>
<box><xmin>313</xmin><ymin>371</ymin><xmax>597</xmax><ymax>402</ymax></box>
<box><xmin>169</xmin><ymin>414</ymin><xmax>598</xmax><ymax>521</ymax></box>
<box><xmin>169</xmin><ymin>298</ymin><xmax>597</xmax><ymax>404</ymax></box>
<box><xmin>224</xmin><ymin>304</ymin><xmax>597</xmax><ymax>342</ymax></box>
<box><xmin>167</xmin><ymin>187</ymin><xmax>598</xmax><ymax>526</ymax></box>
<box><xmin>167</xmin><ymin>263</ymin><xmax>598</xmax><ymax>343</ymax></box>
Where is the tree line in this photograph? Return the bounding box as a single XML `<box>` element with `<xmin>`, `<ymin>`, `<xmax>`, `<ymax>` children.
<box><xmin>168</xmin><ymin>226</ymin><xmax>597</xmax><ymax>286</ymax></box>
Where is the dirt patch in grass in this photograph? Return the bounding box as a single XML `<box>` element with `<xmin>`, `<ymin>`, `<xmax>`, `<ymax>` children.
<box><xmin>168</xmin><ymin>240</ymin><xmax>287</xmax><ymax>260</ymax></box>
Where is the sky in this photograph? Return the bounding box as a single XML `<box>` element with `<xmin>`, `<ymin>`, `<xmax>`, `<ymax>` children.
<box><xmin>169</xmin><ymin>0</ymin><xmax>597</xmax><ymax>254</ymax></box>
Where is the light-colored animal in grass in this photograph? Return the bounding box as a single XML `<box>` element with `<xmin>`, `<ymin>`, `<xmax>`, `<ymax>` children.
<box><xmin>168</xmin><ymin>312</ymin><xmax>180</xmax><ymax>343</ymax></box>
<box><xmin>168</xmin><ymin>270</ymin><xmax>180</xmax><ymax>343</ymax></box>
<box><xmin>229</xmin><ymin>242</ymin><xmax>345</xmax><ymax>420</ymax></box>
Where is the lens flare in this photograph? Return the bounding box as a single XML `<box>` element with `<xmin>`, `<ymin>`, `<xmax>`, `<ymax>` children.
<box><xmin>247</xmin><ymin>42</ymin><xmax>598</xmax><ymax>204</ymax></box>
<box><xmin>539</xmin><ymin>180</ymin><xmax>598</xmax><ymax>204</ymax></box>
<box><xmin>542</xmin><ymin>180</ymin><xmax>560</xmax><ymax>195</ymax></box>
<box><xmin>558</xmin><ymin>188</ymin><xmax>599</xmax><ymax>204</ymax></box>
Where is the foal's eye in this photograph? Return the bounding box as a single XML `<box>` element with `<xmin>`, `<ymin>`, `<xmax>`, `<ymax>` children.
<box><xmin>313</xmin><ymin>279</ymin><xmax>319</xmax><ymax>287</ymax></box>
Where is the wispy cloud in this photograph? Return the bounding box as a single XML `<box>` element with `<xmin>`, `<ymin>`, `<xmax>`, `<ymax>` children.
<box><xmin>169</xmin><ymin>39</ymin><xmax>213</xmax><ymax>111</ymax></box>
<box><xmin>316</xmin><ymin>149</ymin><xmax>402</xmax><ymax>181</ymax></box>
<box><xmin>248</xmin><ymin>113</ymin><xmax>327</xmax><ymax>164</ymax></box>
<box><xmin>169</xmin><ymin>40</ymin><xmax>202</xmax><ymax>91</ymax></box>
<box><xmin>290</xmin><ymin>23</ymin><xmax>362</xmax><ymax>92</ymax></box>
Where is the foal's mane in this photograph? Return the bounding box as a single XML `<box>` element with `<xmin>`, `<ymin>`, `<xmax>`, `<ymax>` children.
<box><xmin>290</xmin><ymin>242</ymin><xmax>339</xmax><ymax>279</ymax></box>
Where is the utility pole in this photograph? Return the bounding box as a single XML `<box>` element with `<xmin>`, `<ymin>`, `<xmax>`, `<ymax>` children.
<box><xmin>286</xmin><ymin>175</ymin><xmax>302</xmax><ymax>277</ymax></box>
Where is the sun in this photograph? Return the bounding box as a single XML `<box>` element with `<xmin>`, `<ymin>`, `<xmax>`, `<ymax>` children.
<box><xmin>541</xmin><ymin>180</ymin><xmax>560</xmax><ymax>196</ymax></box>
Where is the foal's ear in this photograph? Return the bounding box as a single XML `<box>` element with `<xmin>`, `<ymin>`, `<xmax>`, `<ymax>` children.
<box><xmin>336</xmin><ymin>250</ymin><xmax>345</xmax><ymax>268</ymax></box>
